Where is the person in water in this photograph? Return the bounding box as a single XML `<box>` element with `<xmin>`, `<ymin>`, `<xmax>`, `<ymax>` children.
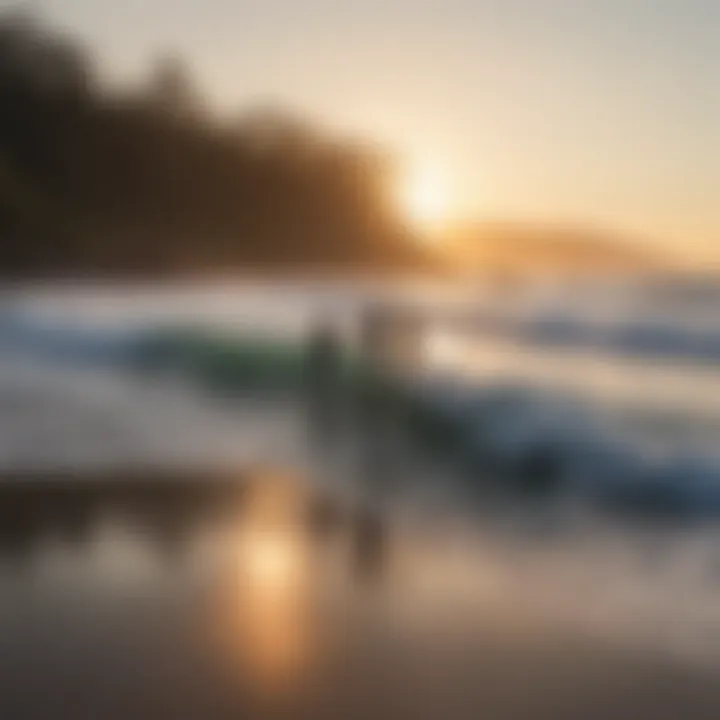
<box><xmin>304</xmin><ymin>316</ymin><xmax>344</xmax><ymax>438</ymax></box>
<box><xmin>354</xmin><ymin>302</ymin><xmax>412</xmax><ymax>484</ymax></box>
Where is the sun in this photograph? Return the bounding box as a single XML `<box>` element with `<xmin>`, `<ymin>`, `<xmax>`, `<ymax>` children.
<box><xmin>398</xmin><ymin>162</ymin><xmax>450</xmax><ymax>232</ymax></box>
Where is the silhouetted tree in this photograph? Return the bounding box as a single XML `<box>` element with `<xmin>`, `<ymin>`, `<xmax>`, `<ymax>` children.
<box><xmin>0</xmin><ymin>12</ymin><xmax>425</xmax><ymax>277</ymax></box>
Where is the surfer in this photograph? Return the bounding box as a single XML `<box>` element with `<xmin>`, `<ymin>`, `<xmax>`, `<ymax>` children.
<box><xmin>304</xmin><ymin>316</ymin><xmax>344</xmax><ymax>439</ymax></box>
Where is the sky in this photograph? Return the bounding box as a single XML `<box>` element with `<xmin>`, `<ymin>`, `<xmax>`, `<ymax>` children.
<box><xmin>34</xmin><ymin>0</ymin><xmax>720</xmax><ymax>255</ymax></box>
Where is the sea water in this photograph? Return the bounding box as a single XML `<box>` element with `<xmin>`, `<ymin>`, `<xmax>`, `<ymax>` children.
<box><xmin>2</xmin><ymin>275</ymin><xmax>720</xmax><ymax>684</ymax></box>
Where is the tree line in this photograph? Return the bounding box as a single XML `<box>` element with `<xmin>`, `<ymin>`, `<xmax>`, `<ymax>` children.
<box><xmin>0</xmin><ymin>13</ymin><xmax>425</xmax><ymax>276</ymax></box>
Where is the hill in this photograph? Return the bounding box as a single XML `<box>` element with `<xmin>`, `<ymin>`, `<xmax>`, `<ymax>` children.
<box><xmin>438</xmin><ymin>221</ymin><xmax>666</xmax><ymax>277</ymax></box>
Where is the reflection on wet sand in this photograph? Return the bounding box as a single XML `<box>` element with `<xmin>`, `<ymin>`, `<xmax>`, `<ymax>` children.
<box><xmin>212</xmin><ymin>473</ymin><xmax>392</xmax><ymax>706</ymax></box>
<box><xmin>232</xmin><ymin>477</ymin><xmax>315</xmax><ymax>695</ymax></box>
<box><xmin>352</xmin><ymin>506</ymin><xmax>388</xmax><ymax>582</ymax></box>
<box><xmin>0</xmin><ymin>473</ymin><xmax>242</xmax><ymax>564</ymax></box>
<box><xmin>0</xmin><ymin>470</ymin><xmax>719</xmax><ymax>720</ymax></box>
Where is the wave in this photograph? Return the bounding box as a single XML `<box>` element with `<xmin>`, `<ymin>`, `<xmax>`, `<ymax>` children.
<box><xmin>5</xmin><ymin>297</ymin><xmax>720</xmax><ymax>524</ymax></box>
<box><xmin>411</xmin><ymin>377</ymin><xmax>720</xmax><ymax>522</ymax></box>
<box><xmin>467</xmin><ymin>310</ymin><xmax>720</xmax><ymax>367</ymax></box>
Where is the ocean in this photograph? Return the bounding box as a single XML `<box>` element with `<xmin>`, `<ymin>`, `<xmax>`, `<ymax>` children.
<box><xmin>1</xmin><ymin>275</ymin><xmax>720</xmax><ymax>718</ymax></box>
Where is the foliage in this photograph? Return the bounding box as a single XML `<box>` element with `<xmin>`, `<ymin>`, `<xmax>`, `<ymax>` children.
<box><xmin>0</xmin><ymin>12</ymin><xmax>424</xmax><ymax>276</ymax></box>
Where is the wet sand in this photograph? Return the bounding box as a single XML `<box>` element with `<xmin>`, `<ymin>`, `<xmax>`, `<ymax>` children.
<box><xmin>0</xmin><ymin>471</ymin><xmax>719</xmax><ymax>720</ymax></box>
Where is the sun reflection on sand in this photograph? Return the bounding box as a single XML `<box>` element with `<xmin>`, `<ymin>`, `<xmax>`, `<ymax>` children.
<box><xmin>238</xmin><ymin>527</ymin><xmax>311</xmax><ymax>688</ymax></box>
<box><xmin>215</xmin><ymin>477</ymin><xmax>318</xmax><ymax>697</ymax></box>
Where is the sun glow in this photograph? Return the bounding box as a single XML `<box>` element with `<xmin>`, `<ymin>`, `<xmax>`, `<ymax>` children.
<box><xmin>399</xmin><ymin>162</ymin><xmax>451</xmax><ymax>232</ymax></box>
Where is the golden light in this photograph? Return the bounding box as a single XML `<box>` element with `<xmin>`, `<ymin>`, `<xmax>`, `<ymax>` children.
<box><xmin>424</xmin><ymin>330</ymin><xmax>464</xmax><ymax>367</ymax></box>
<box><xmin>242</xmin><ymin>528</ymin><xmax>303</xmax><ymax>591</ymax></box>
<box><xmin>219</xmin><ymin>477</ymin><xmax>315</xmax><ymax>695</ymax></box>
<box><xmin>398</xmin><ymin>162</ymin><xmax>451</xmax><ymax>233</ymax></box>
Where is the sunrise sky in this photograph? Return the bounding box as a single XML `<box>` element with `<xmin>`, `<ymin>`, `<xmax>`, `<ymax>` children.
<box><xmin>41</xmin><ymin>0</ymin><xmax>720</xmax><ymax>255</ymax></box>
